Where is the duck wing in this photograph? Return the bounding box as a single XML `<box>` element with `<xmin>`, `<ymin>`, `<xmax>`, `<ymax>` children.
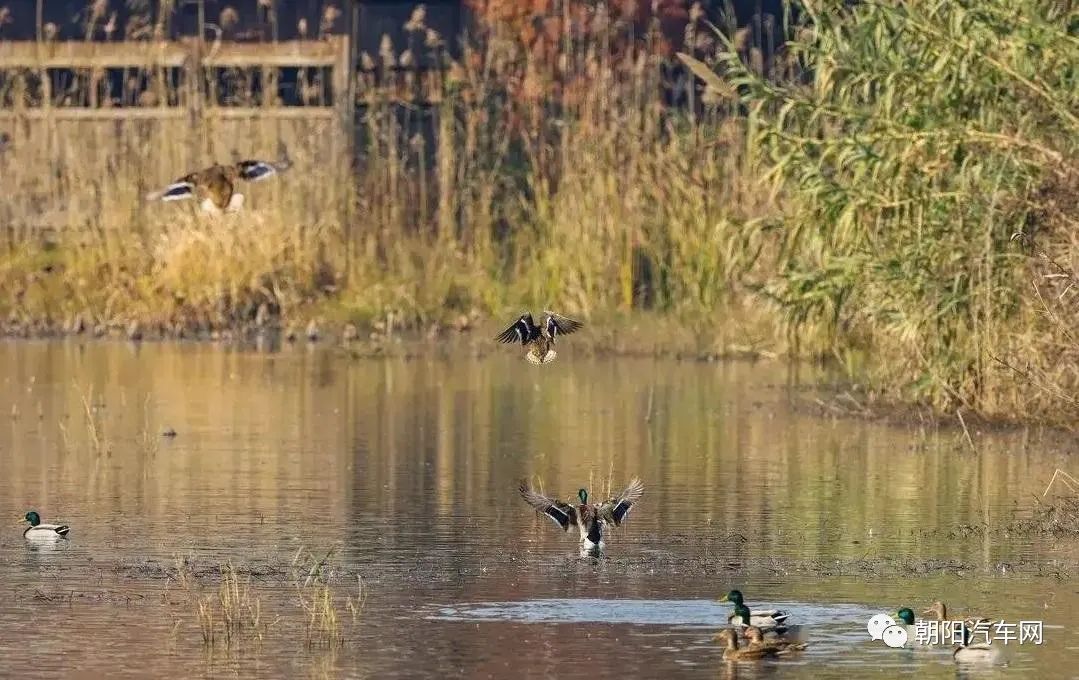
<box><xmin>495</xmin><ymin>314</ymin><xmax>536</xmax><ymax>346</ymax></box>
<box><xmin>145</xmin><ymin>178</ymin><xmax>196</xmax><ymax>202</ymax></box>
<box><xmin>236</xmin><ymin>158</ymin><xmax>292</xmax><ymax>182</ymax></box>
<box><xmin>543</xmin><ymin>311</ymin><xmax>583</xmax><ymax>340</ymax></box>
<box><xmin>518</xmin><ymin>481</ymin><xmax>577</xmax><ymax>531</ymax></box>
<box><xmin>598</xmin><ymin>477</ymin><xmax>644</xmax><ymax>525</ymax></box>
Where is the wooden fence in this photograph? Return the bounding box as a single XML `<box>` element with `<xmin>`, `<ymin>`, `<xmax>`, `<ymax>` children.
<box><xmin>0</xmin><ymin>36</ymin><xmax>353</xmax><ymax>122</ymax></box>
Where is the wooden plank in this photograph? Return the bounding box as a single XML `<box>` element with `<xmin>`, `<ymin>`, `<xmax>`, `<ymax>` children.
<box><xmin>0</xmin><ymin>39</ymin><xmax>348</xmax><ymax>69</ymax></box>
<box><xmin>0</xmin><ymin>107</ymin><xmax>187</xmax><ymax>121</ymax></box>
<box><xmin>195</xmin><ymin>39</ymin><xmax>342</xmax><ymax>68</ymax></box>
<box><xmin>0</xmin><ymin>106</ymin><xmax>334</xmax><ymax>121</ymax></box>
<box><xmin>203</xmin><ymin>107</ymin><xmax>336</xmax><ymax>119</ymax></box>
<box><xmin>0</xmin><ymin>41</ymin><xmax>188</xmax><ymax>69</ymax></box>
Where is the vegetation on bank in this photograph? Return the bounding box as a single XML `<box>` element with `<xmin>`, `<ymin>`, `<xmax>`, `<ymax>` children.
<box><xmin>0</xmin><ymin>1</ymin><xmax>1076</xmax><ymax>424</ymax></box>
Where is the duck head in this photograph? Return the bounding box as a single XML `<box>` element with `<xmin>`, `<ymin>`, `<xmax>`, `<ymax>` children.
<box><xmin>24</xmin><ymin>511</ymin><xmax>40</xmax><ymax>526</ymax></box>
<box><xmin>922</xmin><ymin>601</ymin><xmax>947</xmax><ymax>621</ymax></box>
<box><xmin>713</xmin><ymin>628</ymin><xmax>739</xmax><ymax>649</ymax></box>
<box><xmin>577</xmin><ymin>488</ymin><xmax>588</xmax><ymax>504</ymax></box>
<box><xmin>719</xmin><ymin>589</ymin><xmax>745</xmax><ymax>606</ymax></box>
<box><xmin>896</xmin><ymin>608</ymin><xmax>915</xmax><ymax>625</ymax></box>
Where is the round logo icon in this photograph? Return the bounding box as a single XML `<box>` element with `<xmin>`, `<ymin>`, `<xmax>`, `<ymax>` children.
<box><xmin>867</xmin><ymin>613</ymin><xmax>896</xmax><ymax>641</ymax></box>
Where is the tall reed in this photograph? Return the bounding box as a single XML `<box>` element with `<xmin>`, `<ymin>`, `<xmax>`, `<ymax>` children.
<box><xmin>687</xmin><ymin>0</ymin><xmax>1078</xmax><ymax>420</ymax></box>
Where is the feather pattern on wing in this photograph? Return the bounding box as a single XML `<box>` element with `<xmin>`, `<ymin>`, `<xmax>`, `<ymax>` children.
<box><xmin>543</xmin><ymin>310</ymin><xmax>584</xmax><ymax>341</ymax></box>
<box><xmin>518</xmin><ymin>481</ymin><xmax>577</xmax><ymax>531</ymax></box>
<box><xmin>599</xmin><ymin>477</ymin><xmax>644</xmax><ymax>525</ymax></box>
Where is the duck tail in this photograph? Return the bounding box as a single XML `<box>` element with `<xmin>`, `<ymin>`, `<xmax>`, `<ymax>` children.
<box><xmin>55</xmin><ymin>525</ymin><xmax>70</xmax><ymax>536</ymax></box>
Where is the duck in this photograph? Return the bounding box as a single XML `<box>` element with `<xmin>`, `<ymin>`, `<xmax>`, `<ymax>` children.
<box><xmin>145</xmin><ymin>155</ymin><xmax>292</xmax><ymax>214</ymax></box>
<box><xmin>922</xmin><ymin>600</ymin><xmax>983</xmax><ymax>627</ymax></box>
<box><xmin>518</xmin><ymin>478</ymin><xmax>643</xmax><ymax>556</ymax></box>
<box><xmin>953</xmin><ymin>619</ymin><xmax>1006</xmax><ymax>665</ymax></box>
<box><xmin>714</xmin><ymin>628</ymin><xmax>779</xmax><ymax>661</ymax></box>
<box><xmin>744</xmin><ymin>625</ymin><xmax>806</xmax><ymax>654</ymax></box>
<box><xmin>892</xmin><ymin>607</ymin><xmax>933</xmax><ymax>648</ymax></box>
<box><xmin>495</xmin><ymin>311</ymin><xmax>583</xmax><ymax>365</ymax></box>
<box><xmin>22</xmin><ymin>511</ymin><xmax>69</xmax><ymax>539</ymax></box>
<box><xmin>719</xmin><ymin>590</ymin><xmax>790</xmax><ymax>631</ymax></box>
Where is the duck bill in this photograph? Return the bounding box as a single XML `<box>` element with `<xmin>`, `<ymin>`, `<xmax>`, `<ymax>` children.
<box><xmin>719</xmin><ymin>595</ymin><xmax>730</xmax><ymax>603</ymax></box>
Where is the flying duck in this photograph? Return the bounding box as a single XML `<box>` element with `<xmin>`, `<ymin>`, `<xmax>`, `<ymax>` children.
<box><xmin>495</xmin><ymin>311</ymin><xmax>583</xmax><ymax>365</ymax></box>
<box><xmin>145</xmin><ymin>157</ymin><xmax>291</xmax><ymax>214</ymax></box>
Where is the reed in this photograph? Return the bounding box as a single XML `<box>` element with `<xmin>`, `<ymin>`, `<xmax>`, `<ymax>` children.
<box><xmin>686</xmin><ymin>0</ymin><xmax>1078</xmax><ymax>423</ymax></box>
<box><xmin>290</xmin><ymin>547</ymin><xmax>365</xmax><ymax>648</ymax></box>
<box><xmin>2</xmin><ymin>1</ymin><xmax>1077</xmax><ymax>424</ymax></box>
<box><xmin>0</xmin><ymin>3</ymin><xmax>777</xmax><ymax>345</ymax></box>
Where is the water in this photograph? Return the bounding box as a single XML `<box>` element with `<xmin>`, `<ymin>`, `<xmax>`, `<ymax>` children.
<box><xmin>0</xmin><ymin>340</ymin><xmax>1077</xmax><ymax>679</ymax></box>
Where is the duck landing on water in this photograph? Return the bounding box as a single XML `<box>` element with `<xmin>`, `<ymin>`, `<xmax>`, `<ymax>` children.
<box><xmin>144</xmin><ymin>155</ymin><xmax>292</xmax><ymax>215</ymax></box>
<box><xmin>494</xmin><ymin>311</ymin><xmax>583</xmax><ymax>365</ymax></box>
<box><xmin>518</xmin><ymin>478</ymin><xmax>644</xmax><ymax>557</ymax></box>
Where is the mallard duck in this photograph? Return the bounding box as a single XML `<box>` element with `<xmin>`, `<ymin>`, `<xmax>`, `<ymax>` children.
<box><xmin>145</xmin><ymin>157</ymin><xmax>291</xmax><ymax>214</ymax></box>
<box><xmin>953</xmin><ymin>619</ymin><xmax>1006</xmax><ymax>665</ymax></box>
<box><xmin>720</xmin><ymin>590</ymin><xmax>790</xmax><ymax>630</ymax></box>
<box><xmin>922</xmin><ymin>600</ymin><xmax>982</xmax><ymax>626</ymax></box>
<box><xmin>495</xmin><ymin>311</ymin><xmax>583</xmax><ymax>365</ymax></box>
<box><xmin>22</xmin><ymin>511</ymin><xmax>69</xmax><ymax>539</ymax></box>
<box><xmin>714</xmin><ymin>628</ymin><xmax>778</xmax><ymax>660</ymax></box>
<box><xmin>518</xmin><ymin>478</ymin><xmax>643</xmax><ymax>556</ymax></box>
<box><xmin>744</xmin><ymin>626</ymin><xmax>806</xmax><ymax>654</ymax></box>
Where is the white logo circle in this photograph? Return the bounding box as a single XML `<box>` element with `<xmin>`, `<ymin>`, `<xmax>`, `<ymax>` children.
<box><xmin>867</xmin><ymin>613</ymin><xmax>896</xmax><ymax>640</ymax></box>
<box><xmin>881</xmin><ymin>624</ymin><xmax>909</xmax><ymax>648</ymax></box>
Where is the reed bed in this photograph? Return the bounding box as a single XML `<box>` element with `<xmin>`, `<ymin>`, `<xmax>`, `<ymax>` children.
<box><xmin>170</xmin><ymin>549</ymin><xmax>365</xmax><ymax>650</ymax></box>
<box><xmin>1</xmin><ymin>1</ymin><xmax>1078</xmax><ymax>424</ymax></box>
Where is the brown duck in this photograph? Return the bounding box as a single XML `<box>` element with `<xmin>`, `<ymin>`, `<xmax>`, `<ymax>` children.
<box><xmin>145</xmin><ymin>157</ymin><xmax>291</xmax><ymax>214</ymax></box>
<box><xmin>495</xmin><ymin>310</ymin><xmax>583</xmax><ymax>365</ymax></box>
<box><xmin>714</xmin><ymin>628</ymin><xmax>779</xmax><ymax>661</ymax></box>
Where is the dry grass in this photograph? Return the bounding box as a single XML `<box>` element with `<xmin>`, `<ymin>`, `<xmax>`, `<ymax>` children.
<box><xmin>2</xmin><ymin>1</ymin><xmax>1077</xmax><ymax>426</ymax></box>
<box><xmin>290</xmin><ymin>547</ymin><xmax>366</xmax><ymax>648</ymax></box>
<box><xmin>0</xmin><ymin>4</ymin><xmax>780</xmax><ymax>354</ymax></box>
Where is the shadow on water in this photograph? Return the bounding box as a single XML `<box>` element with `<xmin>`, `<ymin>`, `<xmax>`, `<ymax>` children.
<box><xmin>0</xmin><ymin>340</ymin><xmax>1075</xmax><ymax>678</ymax></box>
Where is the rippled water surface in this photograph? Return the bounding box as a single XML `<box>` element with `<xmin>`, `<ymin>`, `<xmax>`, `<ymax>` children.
<box><xmin>1</xmin><ymin>340</ymin><xmax>1077</xmax><ymax>679</ymax></box>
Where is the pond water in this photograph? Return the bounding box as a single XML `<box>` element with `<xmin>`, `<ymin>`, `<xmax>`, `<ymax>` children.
<box><xmin>0</xmin><ymin>340</ymin><xmax>1076</xmax><ymax>679</ymax></box>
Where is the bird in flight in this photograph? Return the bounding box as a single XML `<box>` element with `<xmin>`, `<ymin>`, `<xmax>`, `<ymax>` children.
<box><xmin>144</xmin><ymin>156</ymin><xmax>291</xmax><ymax>215</ymax></box>
<box><xmin>518</xmin><ymin>478</ymin><xmax>644</xmax><ymax>556</ymax></box>
<box><xmin>494</xmin><ymin>310</ymin><xmax>583</xmax><ymax>364</ymax></box>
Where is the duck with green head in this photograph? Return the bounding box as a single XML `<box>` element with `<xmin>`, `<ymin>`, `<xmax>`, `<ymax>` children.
<box><xmin>893</xmin><ymin>607</ymin><xmax>932</xmax><ymax>648</ymax></box>
<box><xmin>719</xmin><ymin>590</ymin><xmax>790</xmax><ymax>631</ymax></box>
<box><xmin>22</xmin><ymin>511</ymin><xmax>69</xmax><ymax>540</ymax></box>
<box><xmin>518</xmin><ymin>478</ymin><xmax>644</xmax><ymax>557</ymax></box>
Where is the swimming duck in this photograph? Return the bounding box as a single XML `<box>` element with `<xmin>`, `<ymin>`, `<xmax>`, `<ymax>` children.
<box><xmin>22</xmin><ymin>511</ymin><xmax>69</xmax><ymax>539</ymax></box>
<box><xmin>922</xmin><ymin>600</ymin><xmax>982</xmax><ymax>626</ymax></box>
<box><xmin>892</xmin><ymin>607</ymin><xmax>933</xmax><ymax>648</ymax></box>
<box><xmin>953</xmin><ymin>619</ymin><xmax>1006</xmax><ymax>665</ymax></box>
<box><xmin>744</xmin><ymin>625</ymin><xmax>806</xmax><ymax>654</ymax></box>
<box><xmin>495</xmin><ymin>311</ymin><xmax>583</xmax><ymax>365</ymax></box>
<box><xmin>518</xmin><ymin>478</ymin><xmax>643</xmax><ymax>556</ymax></box>
<box><xmin>720</xmin><ymin>590</ymin><xmax>790</xmax><ymax>630</ymax></box>
<box><xmin>145</xmin><ymin>157</ymin><xmax>291</xmax><ymax>214</ymax></box>
<box><xmin>714</xmin><ymin>628</ymin><xmax>778</xmax><ymax>660</ymax></box>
